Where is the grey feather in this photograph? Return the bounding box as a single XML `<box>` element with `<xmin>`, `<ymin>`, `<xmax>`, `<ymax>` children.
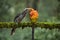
<box><xmin>11</xmin><ymin>8</ymin><xmax>29</xmax><ymax>35</ymax></box>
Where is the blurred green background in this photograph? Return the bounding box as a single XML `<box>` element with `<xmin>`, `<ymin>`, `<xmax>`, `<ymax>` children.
<box><xmin>0</xmin><ymin>0</ymin><xmax>60</xmax><ymax>40</ymax></box>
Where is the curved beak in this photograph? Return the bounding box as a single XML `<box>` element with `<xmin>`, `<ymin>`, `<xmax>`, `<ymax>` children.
<box><xmin>24</xmin><ymin>8</ymin><xmax>33</xmax><ymax>12</ymax></box>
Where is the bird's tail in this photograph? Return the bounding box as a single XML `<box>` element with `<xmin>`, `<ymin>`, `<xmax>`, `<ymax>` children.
<box><xmin>11</xmin><ymin>28</ymin><xmax>16</xmax><ymax>35</ymax></box>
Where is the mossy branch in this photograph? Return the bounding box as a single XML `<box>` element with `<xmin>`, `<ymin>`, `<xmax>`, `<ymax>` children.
<box><xmin>0</xmin><ymin>22</ymin><xmax>60</xmax><ymax>29</ymax></box>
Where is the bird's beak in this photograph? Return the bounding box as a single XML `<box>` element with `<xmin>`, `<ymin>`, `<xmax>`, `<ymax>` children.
<box><xmin>25</xmin><ymin>8</ymin><xmax>32</xmax><ymax>10</ymax></box>
<box><xmin>26</xmin><ymin>8</ymin><xmax>34</xmax><ymax>12</ymax></box>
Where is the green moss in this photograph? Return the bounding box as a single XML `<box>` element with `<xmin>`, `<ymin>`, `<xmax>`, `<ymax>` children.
<box><xmin>0</xmin><ymin>22</ymin><xmax>60</xmax><ymax>29</ymax></box>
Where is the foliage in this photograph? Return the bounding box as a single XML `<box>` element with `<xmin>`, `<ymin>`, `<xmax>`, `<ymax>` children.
<box><xmin>0</xmin><ymin>0</ymin><xmax>60</xmax><ymax>40</ymax></box>
<box><xmin>0</xmin><ymin>27</ymin><xmax>60</xmax><ymax>40</ymax></box>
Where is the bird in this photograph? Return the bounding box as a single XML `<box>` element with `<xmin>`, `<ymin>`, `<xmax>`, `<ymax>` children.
<box><xmin>11</xmin><ymin>8</ymin><xmax>31</xmax><ymax>35</ymax></box>
<box><xmin>28</xmin><ymin>8</ymin><xmax>39</xmax><ymax>23</ymax></box>
<box><xmin>28</xmin><ymin>8</ymin><xmax>39</xmax><ymax>40</ymax></box>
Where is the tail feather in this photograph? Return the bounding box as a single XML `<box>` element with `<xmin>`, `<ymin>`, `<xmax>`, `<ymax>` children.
<box><xmin>11</xmin><ymin>28</ymin><xmax>16</xmax><ymax>35</ymax></box>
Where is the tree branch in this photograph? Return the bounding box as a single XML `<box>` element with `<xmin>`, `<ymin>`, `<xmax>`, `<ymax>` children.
<box><xmin>0</xmin><ymin>22</ymin><xmax>60</xmax><ymax>29</ymax></box>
